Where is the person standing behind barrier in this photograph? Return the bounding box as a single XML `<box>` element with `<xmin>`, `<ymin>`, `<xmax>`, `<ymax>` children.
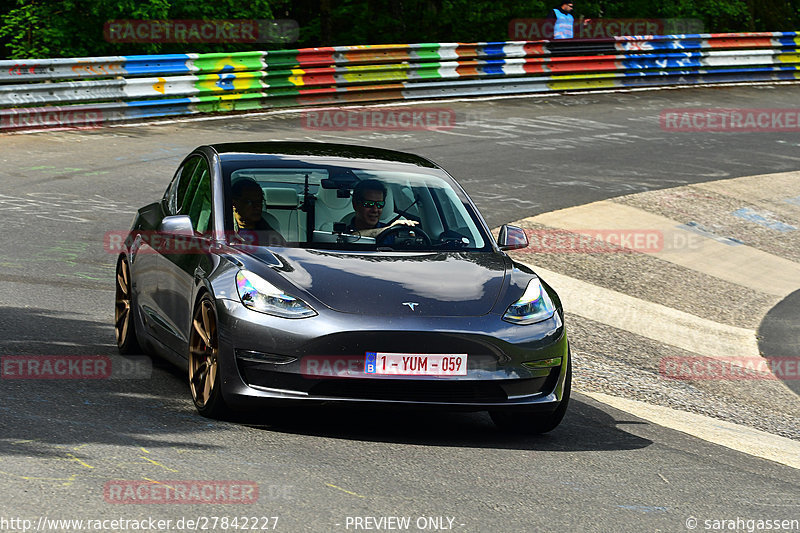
<box><xmin>545</xmin><ymin>2</ymin><xmax>590</xmax><ymax>39</ymax></box>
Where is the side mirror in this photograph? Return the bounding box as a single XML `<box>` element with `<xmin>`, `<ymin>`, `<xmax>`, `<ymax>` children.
<box><xmin>159</xmin><ymin>215</ymin><xmax>194</xmax><ymax>236</ymax></box>
<box><xmin>497</xmin><ymin>224</ymin><xmax>528</xmax><ymax>251</ymax></box>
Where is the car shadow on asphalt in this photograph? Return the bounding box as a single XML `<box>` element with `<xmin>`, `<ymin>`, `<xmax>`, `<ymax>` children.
<box><xmin>234</xmin><ymin>399</ymin><xmax>653</xmax><ymax>452</ymax></box>
<box><xmin>0</xmin><ymin>306</ymin><xmax>229</xmax><ymax>455</ymax></box>
<box><xmin>758</xmin><ymin>287</ymin><xmax>800</xmax><ymax>396</ymax></box>
<box><xmin>0</xmin><ymin>306</ymin><xmax>117</xmax><ymax>356</ymax></box>
<box><xmin>0</xmin><ymin>305</ymin><xmax>651</xmax><ymax>454</ymax></box>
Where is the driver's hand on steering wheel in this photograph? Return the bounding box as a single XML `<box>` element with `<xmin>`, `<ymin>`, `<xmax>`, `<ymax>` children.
<box><xmin>385</xmin><ymin>219</ymin><xmax>418</xmax><ymax>230</ymax></box>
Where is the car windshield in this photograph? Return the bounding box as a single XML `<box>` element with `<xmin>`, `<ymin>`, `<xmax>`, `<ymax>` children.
<box><xmin>223</xmin><ymin>163</ymin><xmax>491</xmax><ymax>251</ymax></box>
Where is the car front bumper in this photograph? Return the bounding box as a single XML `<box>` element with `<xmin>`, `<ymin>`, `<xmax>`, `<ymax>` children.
<box><xmin>215</xmin><ymin>299</ymin><xmax>569</xmax><ymax>411</ymax></box>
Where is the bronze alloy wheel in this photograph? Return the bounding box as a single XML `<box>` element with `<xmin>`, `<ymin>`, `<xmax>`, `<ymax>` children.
<box><xmin>115</xmin><ymin>256</ymin><xmax>140</xmax><ymax>353</ymax></box>
<box><xmin>189</xmin><ymin>296</ymin><xmax>226</xmax><ymax>417</ymax></box>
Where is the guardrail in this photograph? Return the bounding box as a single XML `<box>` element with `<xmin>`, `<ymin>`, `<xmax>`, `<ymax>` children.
<box><xmin>1</xmin><ymin>32</ymin><xmax>798</xmax><ymax>131</ymax></box>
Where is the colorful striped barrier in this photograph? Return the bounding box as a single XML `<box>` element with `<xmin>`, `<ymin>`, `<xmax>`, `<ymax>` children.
<box><xmin>1</xmin><ymin>32</ymin><xmax>799</xmax><ymax>131</ymax></box>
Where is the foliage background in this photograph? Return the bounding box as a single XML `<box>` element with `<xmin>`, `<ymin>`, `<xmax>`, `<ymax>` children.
<box><xmin>1</xmin><ymin>0</ymin><xmax>799</xmax><ymax>59</ymax></box>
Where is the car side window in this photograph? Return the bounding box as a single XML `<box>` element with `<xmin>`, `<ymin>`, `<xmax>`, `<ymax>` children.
<box><xmin>165</xmin><ymin>156</ymin><xmax>201</xmax><ymax>215</ymax></box>
<box><xmin>180</xmin><ymin>157</ymin><xmax>213</xmax><ymax>234</ymax></box>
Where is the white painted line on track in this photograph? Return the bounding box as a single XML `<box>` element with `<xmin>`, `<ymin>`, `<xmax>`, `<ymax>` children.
<box><xmin>529</xmin><ymin>200</ymin><xmax>800</xmax><ymax>297</ymax></box>
<box><xmin>526</xmin><ymin>264</ymin><xmax>760</xmax><ymax>360</ymax></box>
<box><xmin>580</xmin><ymin>390</ymin><xmax>800</xmax><ymax>470</ymax></box>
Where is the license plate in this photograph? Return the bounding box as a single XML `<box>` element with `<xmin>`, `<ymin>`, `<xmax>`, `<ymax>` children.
<box><xmin>365</xmin><ymin>352</ymin><xmax>468</xmax><ymax>376</ymax></box>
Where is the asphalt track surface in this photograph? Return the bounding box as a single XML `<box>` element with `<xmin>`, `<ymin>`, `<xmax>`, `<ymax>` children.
<box><xmin>0</xmin><ymin>85</ymin><xmax>799</xmax><ymax>532</ymax></box>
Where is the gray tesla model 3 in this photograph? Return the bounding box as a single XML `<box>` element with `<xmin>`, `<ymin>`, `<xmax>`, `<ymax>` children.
<box><xmin>114</xmin><ymin>142</ymin><xmax>570</xmax><ymax>433</ymax></box>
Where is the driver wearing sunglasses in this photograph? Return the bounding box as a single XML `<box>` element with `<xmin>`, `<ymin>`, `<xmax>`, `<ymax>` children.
<box><xmin>346</xmin><ymin>179</ymin><xmax>418</xmax><ymax>238</ymax></box>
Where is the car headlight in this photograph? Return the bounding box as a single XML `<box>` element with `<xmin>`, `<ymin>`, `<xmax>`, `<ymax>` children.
<box><xmin>235</xmin><ymin>270</ymin><xmax>317</xmax><ymax>319</ymax></box>
<box><xmin>503</xmin><ymin>278</ymin><xmax>556</xmax><ymax>325</ymax></box>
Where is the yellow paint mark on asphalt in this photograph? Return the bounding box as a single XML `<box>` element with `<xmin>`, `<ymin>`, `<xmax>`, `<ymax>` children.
<box><xmin>66</xmin><ymin>453</ymin><xmax>93</xmax><ymax>469</ymax></box>
<box><xmin>326</xmin><ymin>483</ymin><xmax>365</xmax><ymax>498</ymax></box>
<box><xmin>140</xmin><ymin>447</ymin><xmax>150</xmax><ymax>454</ymax></box>
<box><xmin>143</xmin><ymin>477</ymin><xmax>178</xmax><ymax>491</ymax></box>
<box><xmin>141</xmin><ymin>456</ymin><xmax>179</xmax><ymax>472</ymax></box>
<box><xmin>0</xmin><ymin>470</ymin><xmax>79</xmax><ymax>485</ymax></box>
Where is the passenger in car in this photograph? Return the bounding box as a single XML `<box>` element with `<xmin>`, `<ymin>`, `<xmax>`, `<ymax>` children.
<box><xmin>231</xmin><ymin>178</ymin><xmax>286</xmax><ymax>246</ymax></box>
<box><xmin>346</xmin><ymin>179</ymin><xmax>417</xmax><ymax>238</ymax></box>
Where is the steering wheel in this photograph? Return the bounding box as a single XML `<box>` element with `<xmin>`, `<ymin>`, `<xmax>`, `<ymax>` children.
<box><xmin>375</xmin><ymin>224</ymin><xmax>432</xmax><ymax>246</ymax></box>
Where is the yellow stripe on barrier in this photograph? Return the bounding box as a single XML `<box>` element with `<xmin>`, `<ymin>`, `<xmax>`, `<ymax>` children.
<box><xmin>341</xmin><ymin>64</ymin><xmax>410</xmax><ymax>83</ymax></box>
<box><xmin>776</xmin><ymin>52</ymin><xmax>800</xmax><ymax>64</ymax></box>
<box><xmin>289</xmin><ymin>69</ymin><xmax>306</xmax><ymax>86</ymax></box>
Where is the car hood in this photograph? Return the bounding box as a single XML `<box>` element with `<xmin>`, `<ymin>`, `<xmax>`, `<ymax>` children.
<box><xmin>269</xmin><ymin>248</ymin><xmax>509</xmax><ymax>317</ymax></box>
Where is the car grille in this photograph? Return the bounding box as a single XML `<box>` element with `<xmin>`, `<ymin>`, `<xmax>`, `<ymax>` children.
<box><xmin>308</xmin><ymin>379</ymin><xmax>509</xmax><ymax>403</ymax></box>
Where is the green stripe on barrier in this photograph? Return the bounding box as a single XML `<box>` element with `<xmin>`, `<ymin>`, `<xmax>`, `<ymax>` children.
<box><xmin>191</xmin><ymin>52</ymin><xmax>265</xmax><ymax>73</ymax></box>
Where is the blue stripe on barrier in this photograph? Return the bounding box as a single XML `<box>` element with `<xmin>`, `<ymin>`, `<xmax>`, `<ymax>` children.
<box><xmin>126</xmin><ymin>97</ymin><xmax>193</xmax><ymax>107</ymax></box>
<box><xmin>481</xmin><ymin>43</ymin><xmax>508</xmax><ymax>58</ymax></box>
<box><xmin>622</xmin><ymin>58</ymin><xmax>703</xmax><ymax>69</ymax></box>
<box><xmin>123</xmin><ymin>102</ymin><xmax>194</xmax><ymax>119</ymax></box>
<box><xmin>481</xmin><ymin>60</ymin><xmax>507</xmax><ymax>75</ymax></box>
<box><xmin>123</xmin><ymin>55</ymin><xmax>192</xmax><ymax>75</ymax></box>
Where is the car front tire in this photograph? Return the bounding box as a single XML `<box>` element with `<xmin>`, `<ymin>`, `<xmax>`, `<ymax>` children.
<box><xmin>188</xmin><ymin>294</ymin><xmax>228</xmax><ymax>419</ymax></box>
<box><xmin>115</xmin><ymin>255</ymin><xmax>142</xmax><ymax>354</ymax></box>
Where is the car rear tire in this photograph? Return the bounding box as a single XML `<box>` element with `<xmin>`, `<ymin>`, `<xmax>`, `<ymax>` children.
<box><xmin>189</xmin><ymin>295</ymin><xmax>227</xmax><ymax>419</ymax></box>
<box><xmin>115</xmin><ymin>256</ymin><xmax>141</xmax><ymax>354</ymax></box>
<box><xmin>490</xmin><ymin>352</ymin><xmax>572</xmax><ymax>434</ymax></box>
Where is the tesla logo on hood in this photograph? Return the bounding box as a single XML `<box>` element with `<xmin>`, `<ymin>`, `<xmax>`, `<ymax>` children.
<box><xmin>402</xmin><ymin>302</ymin><xmax>419</xmax><ymax>311</ymax></box>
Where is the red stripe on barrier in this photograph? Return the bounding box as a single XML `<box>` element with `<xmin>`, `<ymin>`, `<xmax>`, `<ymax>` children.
<box><xmin>454</xmin><ymin>44</ymin><xmax>480</xmax><ymax>59</ymax></box>
<box><xmin>295</xmin><ymin>48</ymin><xmax>336</xmax><ymax>67</ymax></box>
<box><xmin>705</xmin><ymin>38</ymin><xmax>775</xmax><ymax>49</ymax></box>
<box><xmin>521</xmin><ymin>61</ymin><xmax>547</xmax><ymax>74</ymax></box>
<box><xmin>523</xmin><ymin>43</ymin><xmax>547</xmax><ymax>56</ymax></box>
<box><xmin>293</xmin><ymin>67</ymin><xmax>337</xmax><ymax>86</ymax></box>
<box><xmin>455</xmin><ymin>64</ymin><xmax>481</xmax><ymax>77</ymax></box>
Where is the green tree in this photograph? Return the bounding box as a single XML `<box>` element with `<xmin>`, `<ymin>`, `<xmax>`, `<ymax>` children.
<box><xmin>0</xmin><ymin>0</ymin><xmax>286</xmax><ymax>59</ymax></box>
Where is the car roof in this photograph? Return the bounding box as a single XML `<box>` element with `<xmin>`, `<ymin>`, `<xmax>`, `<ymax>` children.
<box><xmin>207</xmin><ymin>142</ymin><xmax>439</xmax><ymax>169</ymax></box>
